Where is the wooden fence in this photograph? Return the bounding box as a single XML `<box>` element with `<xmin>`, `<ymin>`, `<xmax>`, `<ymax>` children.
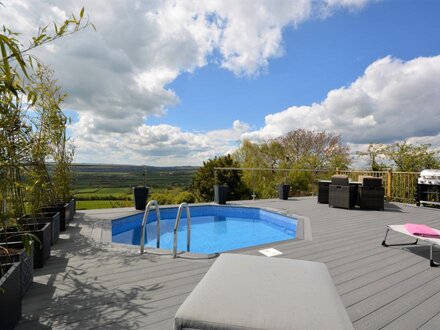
<box><xmin>337</xmin><ymin>169</ymin><xmax>419</xmax><ymax>204</ymax></box>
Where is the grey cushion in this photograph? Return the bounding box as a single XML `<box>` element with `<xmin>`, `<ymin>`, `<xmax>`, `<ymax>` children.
<box><xmin>331</xmin><ymin>174</ymin><xmax>349</xmax><ymax>186</ymax></box>
<box><xmin>362</xmin><ymin>177</ymin><xmax>383</xmax><ymax>188</ymax></box>
<box><xmin>175</xmin><ymin>254</ymin><xmax>353</xmax><ymax>330</ymax></box>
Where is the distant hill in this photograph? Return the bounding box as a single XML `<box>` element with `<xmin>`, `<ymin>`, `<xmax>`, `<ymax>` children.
<box><xmin>71</xmin><ymin>164</ymin><xmax>199</xmax><ymax>189</ymax></box>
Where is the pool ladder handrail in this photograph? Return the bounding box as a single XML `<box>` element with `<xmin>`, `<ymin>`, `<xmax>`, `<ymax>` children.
<box><xmin>139</xmin><ymin>200</ymin><xmax>161</xmax><ymax>254</ymax></box>
<box><xmin>173</xmin><ymin>202</ymin><xmax>191</xmax><ymax>258</ymax></box>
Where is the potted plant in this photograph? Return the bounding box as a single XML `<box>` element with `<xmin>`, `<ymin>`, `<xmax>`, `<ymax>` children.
<box><xmin>24</xmin><ymin>65</ymin><xmax>74</xmax><ymax>231</ymax></box>
<box><xmin>1</xmin><ymin>223</ymin><xmax>51</xmax><ymax>269</ymax></box>
<box><xmin>19</xmin><ymin>212</ymin><xmax>60</xmax><ymax>245</ymax></box>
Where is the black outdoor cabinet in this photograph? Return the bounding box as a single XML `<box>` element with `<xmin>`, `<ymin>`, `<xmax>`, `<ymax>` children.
<box><xmin>329</xmin><ymin>185</ymin><xmax>357</xmax><ymax>209</ymax></box>
<box><xmin>328</xmin><ymin>175</ymin><xmax>357</xmax><ymax>209</ymax></box>
<box><xmin>358</xmin><ymin>177</ymin><xmax>384</xmax><ymax>210</ymax></box>
<box><xmin>416</xmin><ymin>183</ymin><xmax>440</xmax><ymax>207</ymax></box>
<box><xmin>318</xmin><ymin>180</ymin><xmax>330</xmax><ymax>204</ymax></box>
<box><xmin>133</xmin><ymin>186</ymin><xmax>149</xmax><ymax>210</ymax></box>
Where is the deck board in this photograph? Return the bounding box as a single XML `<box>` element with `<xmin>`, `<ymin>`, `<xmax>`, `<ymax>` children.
<box><xmin>16</xmin><ymin>197</ymin><xmax>440</xmax><ymax>329</ymax></box>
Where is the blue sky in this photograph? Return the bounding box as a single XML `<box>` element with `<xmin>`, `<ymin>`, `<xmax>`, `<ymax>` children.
<box><xmin>2</xmin><ymin>0</ymin><xmax>440</xmax><ymax>165</ymax></box>
<box><xmin>155</xmin><ymin>1</ymin><xmax>440</xmax><ymax>133</ymax></box>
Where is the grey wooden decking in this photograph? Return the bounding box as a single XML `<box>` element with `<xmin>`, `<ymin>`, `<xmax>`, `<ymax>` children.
<box><xmin>16</xmin><ymin>198</ymin><xmax>440</xmax><ymax>330</ymax></box>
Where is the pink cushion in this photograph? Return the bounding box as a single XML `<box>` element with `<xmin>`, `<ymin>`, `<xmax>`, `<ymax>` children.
<box><xmin>404</xmin><ymin>223</ymin><xmax>440</xmax><ymax>238</ymax></box>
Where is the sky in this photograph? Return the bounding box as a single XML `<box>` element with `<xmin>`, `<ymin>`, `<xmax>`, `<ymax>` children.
<box><xmin>1</xmin><ymin>0</ymin><xmax>440</xmax><ymax>166</ymax></box>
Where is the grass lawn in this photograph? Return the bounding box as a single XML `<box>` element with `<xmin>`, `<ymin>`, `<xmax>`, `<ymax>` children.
<box><xmin>74</xmin><ymin>187</ymin><xmax>133</xmax><ymax>200</ymax></box>
<box><xmin>76</xmin><ymin>200</ymin><xmax>134</xmax><ymax>210</ymax></box>
<box><xmin>74</xmin><ymin>186</ymin><xmax>190</xmax><ymax>209</ymax></box>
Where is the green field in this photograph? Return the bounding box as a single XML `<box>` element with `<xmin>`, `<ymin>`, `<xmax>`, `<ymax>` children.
<box><xmin>72</xmin><ymin>164</ymin><xmax>198</xmax><ymax>210</ymax></box>
<box><xmin>72</xmin><ymin>164</ymin><xmax>197</xmax><ymax>189</ymax></box>
<box><xmin>74</xmin><ymin>187</ymin><xmax>133</xmax><ymax>200</ymax></box>
<box><xmin>76</xmin><ymin>199</ymin><xmax>134</xmax><ymax>210</ymax></box>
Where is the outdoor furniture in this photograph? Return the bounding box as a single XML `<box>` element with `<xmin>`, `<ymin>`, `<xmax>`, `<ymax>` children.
<box><xmin>359</xmin><ymin>177</ymin><xmax>384</xmax><ymax>210</ymax></box>
<box><xmin>329</xmin><ymin>175</ymin><xmax>357</xmax><ymax>209</ymax></box>
<box><xmin>174</xmin><ymin>253</ymin><xmax>353</xmax><ymax>330</ymax></box>
<box><xmin>382</xmin><ymin>224</ymin><xmax>440</xmax><ymax>267</ymax></box>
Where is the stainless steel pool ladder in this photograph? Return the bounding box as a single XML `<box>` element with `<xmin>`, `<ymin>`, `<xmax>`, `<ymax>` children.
<box><xmin>173</xmin><ymin>202</ymin><xmax>191</xmax><ymax>258</ymax></box>
<box><xmin>139</xmin><ymin>200</ymin><xmax>161</xmax><ymax>254</ymax></box>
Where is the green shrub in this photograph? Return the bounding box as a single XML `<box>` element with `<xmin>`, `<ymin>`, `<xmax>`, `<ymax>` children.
<box><xmin>173</xmin><ymin>191</ymin><xmax>196</xmax><ymax>204</ymax></box>
<box><xmin>150</xmin><ymin>193</ymin><xmax>173</xmax><ymax>205</ymax></box>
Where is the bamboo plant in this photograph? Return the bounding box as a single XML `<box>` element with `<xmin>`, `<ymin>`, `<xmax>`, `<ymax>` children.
<box><xmin>0</xmin><ymin>8</ymin><xmax>91</xmax><ymax>229</ymax></box>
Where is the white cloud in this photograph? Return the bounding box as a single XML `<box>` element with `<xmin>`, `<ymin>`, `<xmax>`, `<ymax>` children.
<box><xmin>0</xmin><ymin>0</ymin><xmax>387</xmax><ymax>165</ymax></box>
<box><xmin>0</xmin><ymin>0</ymin><xmax>371</xmax><ymax>126</ymax></box>
<box><xmin>69</xmin><ymin>55</ymin><xmax>440</xmax><ymax>165</ymax></box>
<box><xmin>70</xmin><ymin>119</ymin><xmax>250</xmax><ymax>165</ymax></box>
<box><xmin>245</xmin><ymin>56</ymin><xmax>440</xmax><ymax>146</ymax></box>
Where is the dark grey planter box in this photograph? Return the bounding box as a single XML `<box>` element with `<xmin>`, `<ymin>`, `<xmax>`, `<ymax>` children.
<box><xmin>42</xmin><ymin>204</ymin><xmax>68</xmax><ymax>231</ymax></box>
<box><xmin>214</xmin><ymin>185</ymin><xmax>229</xmax><ymax>204</ymax></box>
<box><xmin>70</xmin><ymin>198</ymin><xmax>76</xmax><ymax>216</ymax></box>
<box><xmin>56</xmin><ymin>199</ymin><xmax>75</xmax><ymax>223</ymax></box>
<box><xmin>278</xmin><ymin>184</ymin><xmax>290</xmax><ymax>200</ymax></box>
<box><xmin>20</xmin><ymin>212</ymin><xmax>60</xmax><ymax>245</ymax></box>
<box><xmin>0</xmin><ymin>241</ymin><xmax>34</xmax><ymax>297</ymax></box>
<box><xmin>133</xmin><ymin>186</ymin><xmax>149</xmax><ymax>210</ymax></box>
<box><xmin>56</xmin><ymin>202</ymin><xmax>71</xmax><ymax>226</ymax></box>
<box><xmin>0</xmin><ymin>262</ymin><xmax>22</xmax><ymax>330</ymax></box>
<box><xmin>2</xmin><ymin>222</ymin><xmax>51</xmax><ymax>268</ymax></box>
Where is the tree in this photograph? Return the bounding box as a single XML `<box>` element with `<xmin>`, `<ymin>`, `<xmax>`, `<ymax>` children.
<box><xmin>382</xmin><ymin>141</ymin><xmax>440</xmax><ymax>172</ymax></box>
<box><xmin>233</xmin><ymin>130</ymin><xmax>351</xmax><ymax>198</ymax></box>
<box><xmin>191</xmin><ymin>155</ymin><xmax>251</xmax><ymax>202</ymax></box>
<box><xmin>356</xmin><ymin>144</ymin><xmax>387</xmax><ymax>171</ymax></box>
<box><xmin>276</xmin><ymin>129</ymin><xmax>351</xmax><ymax>170</ymax></box>
<box><xmin>357</xmin><ymin>141</ymin><xmax>440</xmax><ymax>172</ymax></box>
<box><xmin>233</xmin><ymin>139</ymin><xmax>286</xmax><ymax>198</ymax></box>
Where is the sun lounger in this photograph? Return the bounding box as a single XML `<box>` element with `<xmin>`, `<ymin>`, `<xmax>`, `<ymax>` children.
<box><xmin>382</xmin><ymin>224</ymin><xmax>440</xmax><ymax>267</ymax></box>
<box><xmin>174</xmin><ymin>253</ymin><xmax>353</xmax><ymax>330</ymax></box>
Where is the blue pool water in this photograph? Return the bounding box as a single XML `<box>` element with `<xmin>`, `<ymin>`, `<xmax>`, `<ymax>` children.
<box><xmin>112</xmin><ymin>205</ymin><xmax>297</xmax><ymax>254</ymax></box>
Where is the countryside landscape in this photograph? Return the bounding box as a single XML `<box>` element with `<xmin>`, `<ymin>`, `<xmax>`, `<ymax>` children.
<box><xmin>1</xmin><ymin>2</ymin><xmax>440</xmax><ymax>329</ymax></box>
<box><xmin>72</xmin><ymin>164</ymin><xmax>198</xmax><ymax>209</ymax></box>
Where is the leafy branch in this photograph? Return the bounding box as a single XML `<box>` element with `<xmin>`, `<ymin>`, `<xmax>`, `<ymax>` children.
<box><xmin>2</xmin><ymin>7</ymin><xmax>95</xmax><ymax>63</ymax></box>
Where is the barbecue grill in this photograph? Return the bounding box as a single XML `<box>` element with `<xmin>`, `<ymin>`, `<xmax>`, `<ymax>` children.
<box><xmin>416</xmin><ymin>169</ymin><xmax>440</xmax><ymax>206</ymax></box>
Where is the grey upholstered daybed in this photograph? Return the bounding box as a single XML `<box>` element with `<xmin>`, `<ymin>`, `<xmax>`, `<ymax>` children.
<box><xmin>175</xmin><ymin>253</ymin><xmax>353</xmax><ymax>330</ymax></box>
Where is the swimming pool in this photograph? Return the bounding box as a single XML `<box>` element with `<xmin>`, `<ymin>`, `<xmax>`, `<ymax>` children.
<box><xmin>112</xmin><ymin>205</ymin><xmax>297</xmax><ymax>254</ymax></box>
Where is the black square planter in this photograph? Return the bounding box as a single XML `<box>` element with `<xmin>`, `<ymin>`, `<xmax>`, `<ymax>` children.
<box><xmin>20</xmin><ymin>212</ymin><xmax>60</xmax><ymax>245</ymax></box>
<box><xmin>0</xmin><ymin>241</ymin><xmax>34</xmax><ymax>297</ymax></box>
<box><xmin>214</xmin><ymin>185</ymin><xmax>229</xmax><ymax>204</ymax></box>
<box><xmin>278</xmin><ymin>184</ymin><xmax>290</xmax><ymax>200</ymax></box>
<box><xmin>56</xmin><ymin>200</ymin><xmax>74</xmax><ymax>223</ymax></box>
<box><xmin>56</xmin><ymin>202</ymin><xmax>71</xmax><ymax>226</ymax></box>
<box><xmin>2</xmin><ymin>222</ymin><xmax>51</xmax><ymax>268</ymax></box>
<box><xmin>70</xmin><ymin>198</ymin><xmax>76</xmax><ymax>216</ymax></box>
<box><xmin>0</xmin><ymin>262</ymin><xmax>22</xmax><ymax>330</ymax></box>
<box><xmin>133</xmin><ymin>186</ymin><xmax>149</xmax><ymax>210</ymax></box>
<box><xmin>42</xmin><ymin>204</ymin><xmax>68</xmax><ymax>231</ymax></box>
